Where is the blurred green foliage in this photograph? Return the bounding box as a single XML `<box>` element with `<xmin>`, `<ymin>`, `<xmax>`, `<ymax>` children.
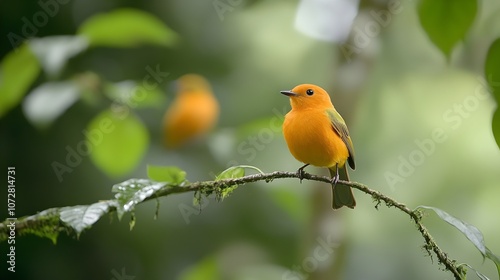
<box><xmin>77</xmin><ymin>8</ymin><xmax>178</xmax><ymax>47</ymax></box>
<box><xmin>1</xmin><ymin>0</ymin><xmax>500</xmax><ymax>280</ymax></box>
<box><xmin>418</xmin><ymin>0</ymin><xmax>477</xmax><ymax>58</ymax></box>
<box><xmin>0</xmin><ymin>43</ymin><xmax>40</xmax><ymax>117</ymax></box>
<box><xmin>86</xmin><ymin>108</ymin><xmax>149</xmax><ymax>177</ymax></box>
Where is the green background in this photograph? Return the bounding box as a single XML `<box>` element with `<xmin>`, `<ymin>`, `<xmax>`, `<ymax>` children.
<box><xmin>1</xmin><ymin>0</ymin><xmax>500</xmax><ymax>279</ymax></box>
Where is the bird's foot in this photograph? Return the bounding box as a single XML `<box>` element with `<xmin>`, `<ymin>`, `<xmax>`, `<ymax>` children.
<box><xmin>296</xmin><ymin>164</ymin><xmax>310</xmax><ymax>183</ymax></box>
<box><xmin>331</xmin><ymin>172</ymin><xmax>339</xmax><ymax>188</ymax></box>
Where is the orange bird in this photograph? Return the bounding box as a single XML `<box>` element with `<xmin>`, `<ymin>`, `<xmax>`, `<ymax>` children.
<box><xmin>281</xmin><ymin>84</ymin><xmax>356</xmax><ymax>209</ymax></box>
<box><xmin>162</xmin><ymin>74</ymin><xmax>219</xmax><ymax>148</ymax></box>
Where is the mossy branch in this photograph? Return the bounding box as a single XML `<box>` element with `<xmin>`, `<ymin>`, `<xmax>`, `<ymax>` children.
<box><xmin>0</xmin><ymin>171</ymin><xmax>465</xmax><ymax>280</ymax></box>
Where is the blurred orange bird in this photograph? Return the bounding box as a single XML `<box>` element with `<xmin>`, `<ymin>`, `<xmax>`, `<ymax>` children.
<box><xmin>281</xmin><ymin>84</ymin><xmax>356</xmax><ymax>209</ymax></box>
<box><xmin>162</xmin><ymin>74</ymin><xmax>219</xmax><ymax>148</ymax></box>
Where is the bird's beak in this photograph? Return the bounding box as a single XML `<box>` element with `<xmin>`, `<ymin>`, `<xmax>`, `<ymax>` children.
<box><xmin>280</xmin><ymin>90</ymin><xmax>297</xmax><ymax>97</ymax></box>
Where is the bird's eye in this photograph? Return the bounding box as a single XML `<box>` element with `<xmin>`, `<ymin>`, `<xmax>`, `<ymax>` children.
<box><xmin>306</xmin><ymin>89</ymin><xmax>314</xmax><ymax>96</ymax></box>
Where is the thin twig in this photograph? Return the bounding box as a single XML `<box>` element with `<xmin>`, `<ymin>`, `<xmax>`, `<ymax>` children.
<box><xmin>0</xmin><ymin>171</ymin><xmax>465</xmax><ymax>279</ymax></box>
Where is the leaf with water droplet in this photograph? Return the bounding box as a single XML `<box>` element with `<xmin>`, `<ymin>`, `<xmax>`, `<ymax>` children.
<box><xmin>112</xmin><ymin>179</ymin><xmax>166</xmax><ymax>219</ymax></box>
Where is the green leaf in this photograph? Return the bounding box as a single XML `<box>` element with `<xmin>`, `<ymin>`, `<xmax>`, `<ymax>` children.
<box><xmin>493</xmin><ymin>109</ymin><xmax>500</xmax><ymax>150</ymax></box>
<box><xmin>418</xmin><ymin>206</ymin><xmax>486</xmax><ymax>254</ymax></box>
<box><xmin>418</xmin><ymin>0</ymin><xmax>477</xmax><ymax>57</ymax></box>
<box><xmin>87</xmin><ymin>109</ymin><xmax>149</xmax><ymax>177</ymax></box>
<box><xmin>418</xmin><ymin>205</ymin><xmax>500</xmax><ymax>278</ymax></box>
<box><xmin>22</xmin><ymin>81</ymin><xmax>80</xmax><ymax>128</ymax></box>
<box><xmin>486</xmin><ymin>249</ymin><xmax>500</xmax><ymax>280</ymax></box>
<box><xmin>215</xmin><ymin>165</ymin><xmax>264</xmax><ymax>200</ymax></box>
<box><xmin>216</xmin><ymin>165</ymin><xmax>263</xmax><ymax>180</ymax></box>
<box><xmin>112</xmin><ymin>178</ymin><xmax>166</xmax><ymax>219</ymax></box>
<box><xmin>147</xmin><ymin>165</ymin><xmax>186</xmax><ymax>184</ymax></box>
<box><xmin>29</xmin><ymin>36</ymin><xmax>89</xmax><ymax>77</ymax></box>
<box><xmin>214</xmin><ymin>166</ymin><xmax>245</xmax><ymax>200</ymax></box>
<box><xmin>59</xmin><ymin>201</ymin><xmax>114</xmax><ymax>237</ymax></box>
<box><xmin>214</xmin><ymin>165</ymin><xmax>263</xmax><ymax>201</ymax></box>
<box><xmin>460</xmin><ymin>264</ymin><xmax>490</xmax><ymax>280</ymax></box>
<box><xmin>485</xmin><ymin>38</ymin><xmax>500</xmax><ymax>102</ymax></box>
<box><xmin>78</xmin><ymin>8</ymin><xmax>178</xmax><ymax>48</ymax></box>
<box><xmin>0</xmin><ymin>43</ymin><xmax>40</xmax><ymax>117</ymax></box>
<box><xmin>216</xmin><ymin>166</ymin><xmax>245</xmax><ymax>180</ymax></box>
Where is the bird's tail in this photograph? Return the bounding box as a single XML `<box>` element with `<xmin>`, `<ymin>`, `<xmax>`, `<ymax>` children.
<box><xmin>329</xmin><ymin>166</ymin><xmax>356</xmax><ymax>209</ymax></box>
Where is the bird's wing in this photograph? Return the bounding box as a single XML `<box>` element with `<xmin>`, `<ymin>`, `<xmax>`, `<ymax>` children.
<box><xmin>326</xmin><ymin>109</ymin><xmax>355</xmax><ymax>170</ymax></box>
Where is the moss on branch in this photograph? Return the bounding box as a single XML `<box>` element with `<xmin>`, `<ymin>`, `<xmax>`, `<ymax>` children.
<box><xmin>0</xmin><ymin>170</ymin><xmax>465</xmax><ymax>280</ymax></box>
